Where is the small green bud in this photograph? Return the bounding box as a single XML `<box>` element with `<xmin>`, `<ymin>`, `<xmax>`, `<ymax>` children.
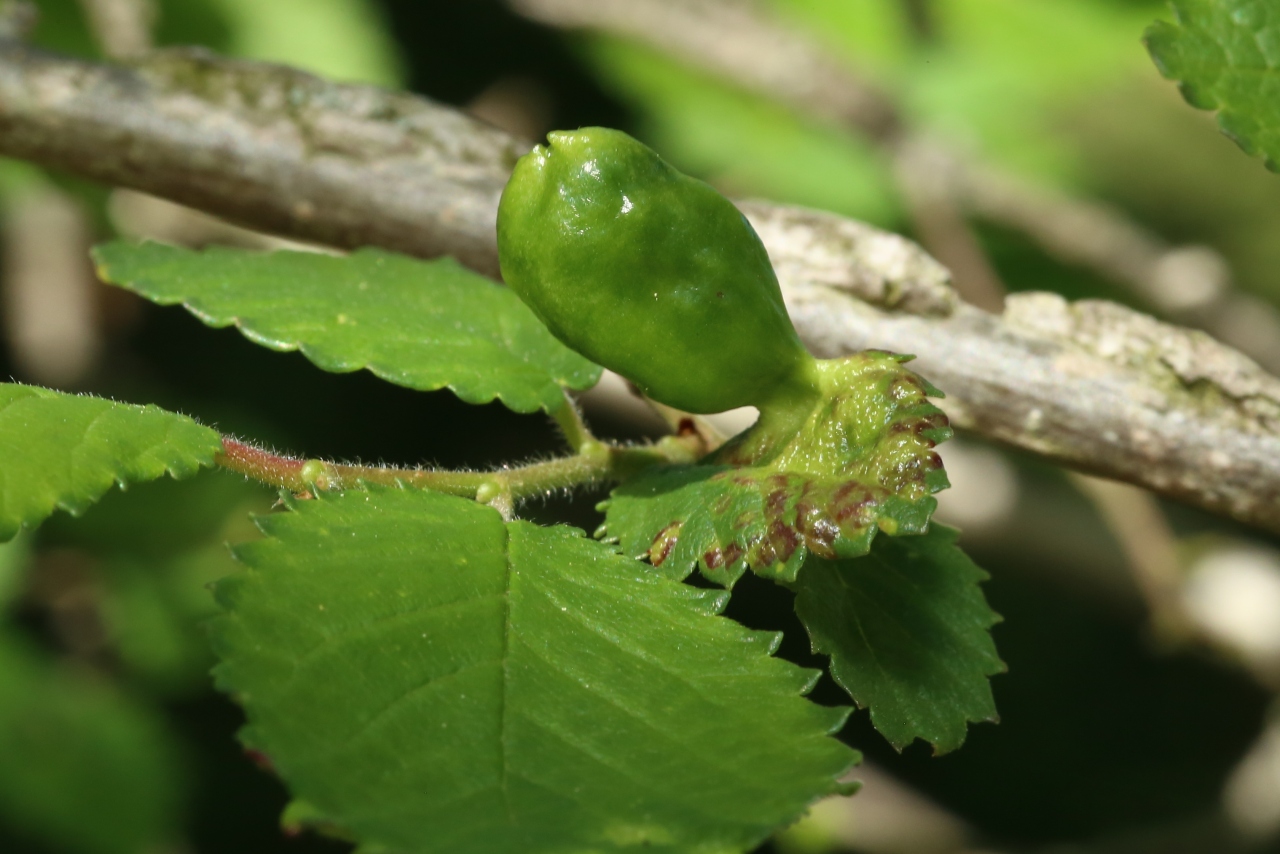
<box><xmin>497</xmin><ymin>127</ymin><xmax>814</xmax><ymax>414</ymax></box>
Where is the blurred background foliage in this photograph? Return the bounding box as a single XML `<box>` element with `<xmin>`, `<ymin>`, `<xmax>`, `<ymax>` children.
<box><xmin>1</xmin><ymin>1</ymin><xmax>1279</xmax><ymax>853</ymax></box>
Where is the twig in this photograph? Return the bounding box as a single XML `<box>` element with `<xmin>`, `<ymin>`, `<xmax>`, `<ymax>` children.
<box><xmin>1067</xmin><ymin>473</ymin><xmax>1190</xmax><ymax>640</ymax></box>
<box><xmin>217</xmin><ymin>435</ymin><xmax>701</xmax><ymax>508</ymax></box>
<box><xmin>75</xmin><ymin>0</ymin><xmax>154</xmax><ymax>60</ymax></box>
<box><xmin>510</xmin><ymin>0</ymin><xmax>901</xmax><ymax>141</ymax></box>
<box><xmin>783</xmin><ymin>275</ymin><xmax>1280</xmax><ymax>536</ymax></box>
<box><xmin>892</xmin><ymin>140</ymin><xmax>1007</xmax><ymax>312</ymax></box>
<box><xmin>1</xmin><ymin>185</ymin><xmax>101</xmax><ymax>385</ymax></box>
<box><xmin>0</xmin><ymin>42</ymin><xmax>525</xmax><ymax>277</ymax></box>
<box><xmin>0</xmin><ymin>44</ymin><xmax>1277</xmax><ymax>533</ymax></box>
<box><xmin>0</xmin><ymin>2</ymin><xmax>36</xmax><ymax>41</ymax></box>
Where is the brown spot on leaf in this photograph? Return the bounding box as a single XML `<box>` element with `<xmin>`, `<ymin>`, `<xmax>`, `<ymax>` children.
<box><xmin>832</xmin><ymin>486</ymin><xmax>876</xmax><ymax>523</ymax></box>
<box><xmin>888</xmin><ymin>374</ymin><xmax>924</xmax><ymax>401</ymax></box>
<box><xmin>749</xmin><ymin>532</ymin><xmax>778</xmax><ymax>567</ymax></box>
<box><xmin>649</xmin><ymin>522</ymin><xmax>683</xmax><ymax>566</ymax></box>
<box><xmin>796</xmin><ymin>502</ymin><xmax>841</xmax><ymax>558</ymax></box>
<box><xmin>766</xmin><ymin>487</ymin><xmax>788</xmax><ymax>514</ymax></box>
<box><xmin>833</xmin><ymin>481</ymin><xmax>861</xmax><ymax>503</ymax></box>
<box><xmin>807</xmin><ymin>519</ymin><xmax>841</xmax><ymax>559</ymax></box>
<box><xmin>768</xmin><ymin>520</ymin><xmax>801</xmax><ymax>562</ymax></box>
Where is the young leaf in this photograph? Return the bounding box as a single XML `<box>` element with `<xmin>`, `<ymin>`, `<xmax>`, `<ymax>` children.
<box><xmin>212</xmin><ymin>488</ymin><xmax>857</xmax><ymax>853</ymax></box>
<box><xmin>604</xmin><ymin>352</ymin><xmax>950</xmax><ymax>586</ymax></box>
<box><xmin>93</xmin><ymin>241</ymin><xmax>603</xmax><ymax>414</ymax></box>
<box><xmin>0</xmin><ymin>384</ymin><xmax>223</xmax><ymax>541</ymax></box>
<box><xmin>1146</xmin><ymin>0</ymin><xmax>1280</xmax><ymax>171</ymax></box>
<box><xmin>793</xmin><ymin>526</ymin><xmax>1004</xmax><ymax>754</ymax></box>
<box><xmin>605</xmin><ymin>465</ymin><xmax>938</xmax><ymax>587</ymax></box>
<box><xmin>0</xmin><ymin>631</ymin><xmax>182</xmax><ymax>854</ymax></box>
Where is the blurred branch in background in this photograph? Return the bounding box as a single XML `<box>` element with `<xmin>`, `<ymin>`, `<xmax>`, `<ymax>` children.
<box><xmin>0</xmin><ymin>3</ymin><xmax>1275</xmax><ymax>853</ymax></box>
<box><xmin>507</xmin><ymin>0</ymin><xmax>1280</xmax><ymax>374</ymax></box>
<box><xmin>510</xmin><ymin>0</ymin><xmax>905</xmax><ymax>139</ymax></box>
<box><xmin>1225</xmin><ymin>709</ymin><xmax>1280</xmax><ymax>839</ymax></box>
<box><xmin>890</xmin><ymin>139</ymin><xmax>1008</xmax><ymax>312</ymax></box>
<box><xmin>1</xmin><ymin>185</ymin><xmax>100</xmax><ymax>386</ymax></box>
<box><xmin>0</xmin><ymin>40</ymin><xmax>1278</xmax><ymax>537</ymax></box>
<box><xmin>1068</xmin><ymin>474</ymin><xmax>1188</xmax><ymax>641</ymax></box>
<box><xmin>1067</xmin><ymin>473</ymin><xmax>1280</xmax><ymax>693</ymax></box>
<box><xmin>777</xmin><ymin>761</ymin><xmax>978</xmax><ymax>854</ymax></box>
<box><xmin>954</xmin><ymin>160</ymin><xmax>1280</xmax><ymax>370</ymax></box>
<box><xmin>0</xmin><ymin>0</ymin><xmax>33</xmax><ymax>41</ymax></box>
<box><xmin>75</xmin><ymin>0</ymin><xmax>154</xmax><ymax>59</ymax></box>
<box><xmin>509</xmin><ymin>0</ymin><xmax>1010</xmax><ymax>311</ymax></box>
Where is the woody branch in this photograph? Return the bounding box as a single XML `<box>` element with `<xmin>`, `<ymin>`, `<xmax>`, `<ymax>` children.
<box><xmin>0</xmin><ymin>37</ymin><xmax>1276</xmax><ymax>534</ymax></box>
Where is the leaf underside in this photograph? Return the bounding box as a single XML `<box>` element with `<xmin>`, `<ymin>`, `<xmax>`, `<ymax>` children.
<box><xmin>0</xmin><ymin>384</ymin><xmax>222</xmax><ymax>542</ymax></box>
<box><xmin>1146</xmin><ymin>0</ymin><xmax>1280</xmax><ymax>171</ymax></box>
<box><xmin>212</xmin><ymin>488</ymin><xmax>858</xmax><ymax>854</ymax></box>
<box><xmin>93</xmin><ymin>242</ymin><xmax>602</xmax><ymax>414</ymax></box>
<box><xmin>604</xmin><ymin>352</ymin><xmax>951</xmax><ymax>586</ymax></box>
<box><xmin>793</xmin><ymin>526</ymin><xmax>1004</xmax><ymax>754</ymax></box>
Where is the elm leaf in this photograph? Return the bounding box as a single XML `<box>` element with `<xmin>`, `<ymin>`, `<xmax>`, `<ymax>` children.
<box><xmin>1146</xmin><ymin>0</ymin><xmax>1280</xmax><ymax>171</ymax></box>
<box><xmin>604</xmin><ymin>351</ymin><xmax>950</xmax><ymax>586</ymax></box>
<box><xmin>212</xmin><ymin>487</ymin><xmax>857</xmax><ymax>853</ymax></box>
<box><xmin>793</xmin><ymin>526</ymin><xmax>1004</xmax><ymax>754</ymax></box>
<box><xmin>93</xmin><ymin>241</ymin><xmax>602</xmax><ymax>414</ymax></box>
<box><xmin>0</xmin><ymin>384</ymin><xmax>222</xmax><ymax>541</ymax></box>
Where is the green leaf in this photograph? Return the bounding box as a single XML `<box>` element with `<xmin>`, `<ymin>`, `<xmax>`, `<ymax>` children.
<box><xmin>0</xmin><ymin>384</ymin><xmax>223</xmax><ymax>542</ymax></box>
<box><xmin>212</xmin><ymin>488</ymin><xmax>857</xmax><ymax>853</ymax></box>
<box><xmin>93</xmin><ymin>241</ymin><xmax>603</xmax><ymax>414</ymax></box>
<box><xmin>208</xmin><ymin>0</ymin><xmax>404</xmax><ymax>86</ymax></box>
<box><xmin>793</xmin><ymin>526</ymin><xmax>1004</xmax><ymax>754</ymax></box>
<box><xmin>0</xmin><ymin>631</ymin><xmax>183</xmax><ymax>854</ymax></box>
<box><xmin>1146</xmin><ymin>0</ymin><xmax>1280</xmax><ymax>171</ymax></box>
<box><xmin>604</xmin><ymin>466</ymin><xmax>939</xmax><ymax>587</ymax></box>
<box><xmin>102</xmin><ymin>545</ymin><xmax>237</xmax><ymax>696</ymax></box>
<box><xmin>0</xmin><ymin>535</ymin><xmax>30</xmax><ymax>613</ymax></box>
<box><xmin>604</xmin><ymin>352</ymin><xmax>951</xmax><ymax>586</ymax></box>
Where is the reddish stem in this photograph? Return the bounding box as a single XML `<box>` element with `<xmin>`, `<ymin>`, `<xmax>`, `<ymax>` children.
<box><xmin>215</xmin><ymin>433</ymin><xmax>703</xmax><ymax>504</ymax></box>
<box><xmin>218</xmin><ymin>438</ymin><xmax>310</xmax><ymax>491</ymax></box>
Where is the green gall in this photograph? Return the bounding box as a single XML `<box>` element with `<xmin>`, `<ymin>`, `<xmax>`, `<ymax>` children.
<box><xmin>299</xmin><ymin>459</ymin><xmax>335</xmax><ymax>491</ymax></box>
<box><xmin>474</xmin><ymin>480</ymin><xmax>505</xmax><ymax>505</ymax></box>
<box><xmin>497</xmin><ymin>127</ymin><xmax>815</xmax><ymax>414</ymax></box>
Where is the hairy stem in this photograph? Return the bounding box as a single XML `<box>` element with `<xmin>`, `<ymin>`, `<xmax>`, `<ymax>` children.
<box><xmin>216</xmin><ymin>435</ymin><xmax>701</xmax><ymax>507</ymax></box>
<box><xmin>549</xmin><ymin>389</ymin><xmax>594</xmax><ymax>452</ymax></box>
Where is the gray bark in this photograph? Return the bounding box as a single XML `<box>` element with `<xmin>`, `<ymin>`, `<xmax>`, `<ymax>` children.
<box><xmin>0</xmin><ymin>42</ymin><xmax>1276</xmax><ymax>533</ymax></box>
